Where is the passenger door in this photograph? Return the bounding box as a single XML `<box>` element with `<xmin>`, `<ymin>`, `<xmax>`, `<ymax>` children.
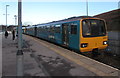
<box><xmin>62</xmin><ymin>23</ymin><xmax>69</xmax><ymax>46</ymax></box>
<box><xmin>69</xmin><ymin>21</ymin><xmax>79</xmax><ymax>50</ymax></box>
<box><xmin>34</xmin><ymin>27</ymin><xmax>37</xmax><ymax>36</ymax></box>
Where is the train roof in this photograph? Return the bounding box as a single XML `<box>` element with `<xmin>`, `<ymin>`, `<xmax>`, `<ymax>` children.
<box><xmin>25</xmin><ymin>26</ymin><xmax>34</xmax><ymax>28</ymax></box>
<box><xmin>37</xmin><ymin>16</ymin><xmax>93</xmax><ymax>26</ymax></box>
<box><xmin>25</xmin><ymin>16</ymin><xmax>95</xmax><ymax>28</ymax></box>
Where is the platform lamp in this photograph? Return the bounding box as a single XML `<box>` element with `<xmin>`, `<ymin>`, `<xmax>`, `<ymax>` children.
<box><xmin>14</xmin><ymin>15</ymin><xmax>17</xmax><ymax>26</ymax></box>
<box><xmin>86</xmin><ymin>0</ymin><xmax>88</xmax><ymax>16</ymax></box>
<box><xmin>5</xmin><ymin>5</ymin><xmax>10</xmax><ymax>31</ymax></box>
<box><xmin>14</xmin><ymin>15</ymin><xmax>17</xmax><ymax>31</ymax></box>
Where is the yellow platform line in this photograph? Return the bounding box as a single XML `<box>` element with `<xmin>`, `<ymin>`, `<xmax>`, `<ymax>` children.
<box><xmin>24</xmin><ymin>35</ymin><xmax>119</xmax><ymax>76</ymax></box>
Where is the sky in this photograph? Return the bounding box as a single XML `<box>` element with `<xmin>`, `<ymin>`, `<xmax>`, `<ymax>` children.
<box><xmin>0</xmin><ymin>0</ymin><xmax>120</xmax><ymax>26</ymax></box>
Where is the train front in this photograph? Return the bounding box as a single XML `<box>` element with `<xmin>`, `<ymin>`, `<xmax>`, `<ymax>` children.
<box><xmin>80</xmin><ymin>18</ymin><xmax>108</xmax><ymax>52</ymax></box>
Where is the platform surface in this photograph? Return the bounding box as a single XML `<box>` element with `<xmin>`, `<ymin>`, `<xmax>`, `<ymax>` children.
<box><xmin>1</xmin><ymin>33</ymin><xmax>120</xmax><ymax>77</ymax></box>
<box><xmin>23</xmin><ymin>34</ymin><xmax>119</xmax><ymax>76</ymax></box>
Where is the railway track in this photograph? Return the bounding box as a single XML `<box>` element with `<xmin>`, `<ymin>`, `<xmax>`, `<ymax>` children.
<box><xmin>80</xmin><ymin>51</ymin><xmax>120</xmax><ymax>70</ymax></box>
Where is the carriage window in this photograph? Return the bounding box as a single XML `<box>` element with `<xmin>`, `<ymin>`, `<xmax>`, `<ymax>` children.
<box><xmin>39</xmin><ymin>27</ymin><xmax>42</xmax><ymax>32</ymax></box>
<box><xmin>51</xmin><ymin>25</ymin><xmax>55</xmax><ymax>33</ymax></box>
<box><xmin>46</xmin><ymin>26</ymin><xmax>50</xmax><ymax>32</ymax></box>
<box><xmin>49</xmin><ymin>26</ymin><xmax>54</xmax><ymax>33</ymax></box>
<box><xmin>70</xmin><ymin>23</ymin><xmax>77</xmax><ymax>34</ymax></box>
<box><xmin>55</xmin><ymin>25</ymin><xmax>60</xmax><ymax>33</ymax></box>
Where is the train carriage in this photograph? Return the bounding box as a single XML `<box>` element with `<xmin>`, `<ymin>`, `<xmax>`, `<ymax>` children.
<box><xmin>22</xmin><ymin>27</ymin><xmax>26</xmax><ymax>34</ymax></box>
<box><xmin>24</xmin><ymin>16</ymin><xmax>108</xmax><ymax>53</ymax></box>
<box><xmin>24</xmin><ymin>26</ymin><xmax>36</xmax><ymax>36</ymax></box>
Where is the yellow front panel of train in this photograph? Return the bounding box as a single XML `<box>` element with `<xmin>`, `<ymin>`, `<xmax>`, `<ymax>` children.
<box><xmin>79</xmin><ymin>18</ymin><xmax>108</xmax><ymax>52</ymax></box>
<box><xmin>80</xmin><ymin>36</ymin><xmax>108</xmax><ymax>52</ymax></box>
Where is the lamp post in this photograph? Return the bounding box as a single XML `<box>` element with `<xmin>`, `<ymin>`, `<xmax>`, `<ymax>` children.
<box><xmin>86</xmin><ymin>0</ymin><xmax>88</xmax><ymax>16</ymax></box>
<box><xmin>118</xmin><ymin>1</ymin><xmax>120</xmax><ymax>9</ymax></box>
<box><xmin>14</xmin><ymin>15</ymin><xmax>17</xmax><ymax>30</ymax></box>
<box><xmin>14</xmin><ymin>15</ymin><xmax>17</xmax><ymax>26</ymax></box>
<box><xmin>6</xmin><ymin>5</ymin><xmax>10</xmax><ymax>30</ymax></box>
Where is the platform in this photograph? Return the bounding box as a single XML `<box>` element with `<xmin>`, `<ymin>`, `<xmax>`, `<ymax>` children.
<box><xmin>1</xmin><ymin>33</ymin><xmax>120</xmax><ymax>77</ymax></box>
<box><xmin>2</xmin><ymin>33</ymin><xmax>45</xmax><ymax>76</ymax></box>
<box><xmin>23</xmin><ymin>34</ymin><xmax>120</xmax><ymax>77</ymax></box>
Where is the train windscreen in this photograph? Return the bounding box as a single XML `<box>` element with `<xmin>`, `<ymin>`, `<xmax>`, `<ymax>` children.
<box><xmin>82</xmin><ymin>19</ymin><xmax>106</xmax><ymax>37</ymax></box>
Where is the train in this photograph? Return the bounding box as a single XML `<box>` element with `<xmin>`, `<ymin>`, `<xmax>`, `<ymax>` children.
<box><xmin>23</xmin><ymin>16</ymin><xmax>108</xmax><ymax>54</ymax></box>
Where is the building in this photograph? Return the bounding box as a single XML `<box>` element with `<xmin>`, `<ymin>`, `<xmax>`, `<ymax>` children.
<box><xmin>94</xmin><ymin>9</ymin><xmax>120</xmax><ymax>31</ymax></box>
<box><xmin>94</xmin><ymin>9</ymin><xmax>120</xmax><ymax>55</ymax></box>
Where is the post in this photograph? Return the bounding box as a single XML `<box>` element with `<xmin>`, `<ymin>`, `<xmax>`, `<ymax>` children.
<box><xmin>14</xmin><ymin>15</ymin><xmax>17</xmax><ymax>30</ymax></box>
<box><xmin>86</xmin><ymin>0</ymin><xmax>88</xmax><ymax>16</ymax></box>
<box><xmin>3</xmin><ymin>5</ymin><xmax>9</xmax><ymax>31</ymax></box>
<box><xmin>118</xmin><ymin>1</ymin><xmax>120</xmax><ymax>9</ymax></box>
<box><xmin>14</xmin><ymin>15</ymin><xmax>17</xmax><ymax>26</ymax></box>
<box><xmin>6</xmin><ymin>5</ymin><xmax>9</xmax><ymax>30</ymax></box>
<box><xmin>16</xmin><ymin>0</ymin><xmax>23</xmax><ymax>76</ymax></box>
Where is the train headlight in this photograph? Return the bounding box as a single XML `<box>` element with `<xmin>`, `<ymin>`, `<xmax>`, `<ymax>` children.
<box><xmin>103</xmin><ymin>41</ymin><xmax>107</xmax><ymax>45</ymax></box>
<box><xmin>81</xmin><ymin>43</ymin><xmax>88</xmax><ymax>48</ymax></box>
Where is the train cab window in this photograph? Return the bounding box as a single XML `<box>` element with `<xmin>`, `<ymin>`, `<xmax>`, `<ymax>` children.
<box><xmin>82</xmin><ymin>20</ymin><xmax>91</xmax><ymax>36</ymax></box>
<box><xmin>82</xmin><ymin>19</ymin><xmax>106</xmax><ymax>37</ymax></box>
<box><xmin>70</xmin><ymin>23</ymin><xmax>77</xmax><ymax>34</ymax></box>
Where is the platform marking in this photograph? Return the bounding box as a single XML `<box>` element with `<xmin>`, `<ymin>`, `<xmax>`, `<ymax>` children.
<box><xmin>25</xmin><ymin>35</ymin><xmax>119</xmax><ymax>76</ymax></box>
